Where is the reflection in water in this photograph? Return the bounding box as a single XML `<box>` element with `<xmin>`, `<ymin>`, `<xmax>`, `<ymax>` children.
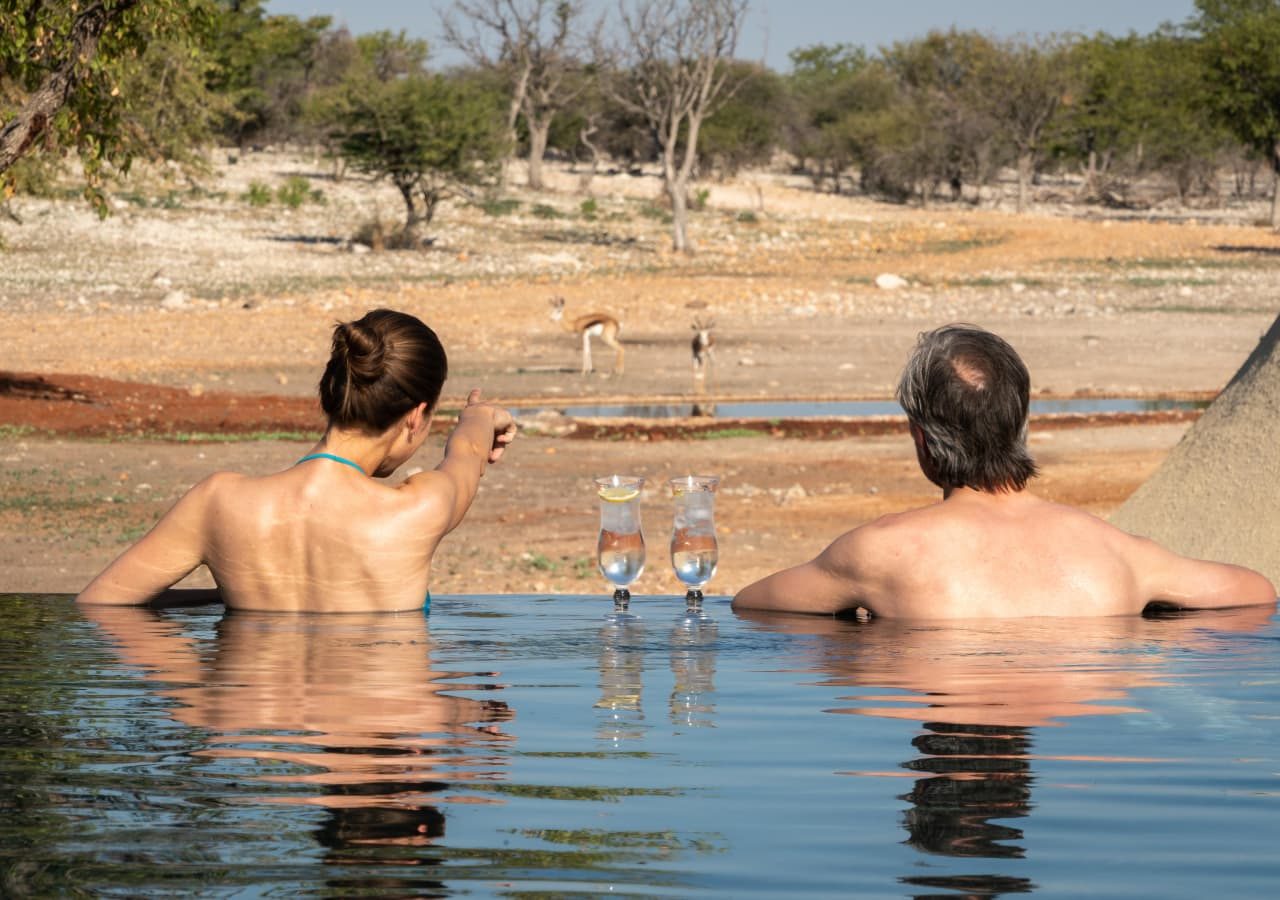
<box><xmin>902</xmin><ymin>723</ymin><xmax>1033</xmax><ymax>859</ymax></box>
<box><xmin>669</xmin><ymin>614</ymin><xmax>718</xmax><ymax>728</ymax></box>
<box><xmin>82</xmin><ymin>606</ymin><xmax>513</xmax><ymax>870</ymax></box>
<box><xmin>595</xmin><ymin>619</ymin><xmax>647</xmax><ymax>743</ymax></box>
<box><xmin>738</xmin><ymin>607</ymin><xmax>1275</xmax><ymax>899</ymax></box>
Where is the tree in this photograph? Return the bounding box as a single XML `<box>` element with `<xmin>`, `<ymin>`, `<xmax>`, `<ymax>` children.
<box><xmin>785</xmin><ymin>43</ymin><xmax>872</xmax><ymax>194</ymax></box>
<box><xmin>442</xmin><ymin>0</ymin><xmax>590</xmax><ymax>190</ymax></box>
<box><xmin>0</xmin><ymin>0</ymin><xmax>220</xmax><ymax>212</ymax></box>
<box><xmin>605</xmin><ymin>0</ymin><xmax>750</xmax><ymax>252</ymax></box>
<box><xmin>319</xmin><ymin>33</ymin><xmax>506</xmax><ymax>243</ymax></box>
<box><xmin>977</xmin><ymin>35</ymin><xmax>1075</xmax><ymax>213</ymax></box>
<box><xmin>1194</xmin><ymin>0</ymin><xmax>1280</xmax><ymax>227</ymax></box>
<box><xmin>879</xmin><ymin>30</ymin><xmax>1004</xmax><ymax>206</ymax></box>
<box><xmin>206</xmin><ymin>0</ymin><xmax>333</xmax><ymax>148</ymax></box>
<box><xmin>698</xmin><ymin>61</ymin><xmax>783</xmax><ymax>176</ymax></box>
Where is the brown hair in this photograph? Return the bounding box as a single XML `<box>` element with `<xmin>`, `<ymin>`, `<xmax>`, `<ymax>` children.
<box><xmin>896</xmin><ymin>323</ymin><xmax>1038</xmax><ymax>492</ymax></box>
<box><xmin>318</xmin><ymin>309</ymin><xmax>447</xmax><ymax>432</ymax></box>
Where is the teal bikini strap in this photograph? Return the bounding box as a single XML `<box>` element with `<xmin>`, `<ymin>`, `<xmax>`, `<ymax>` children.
<box><xmin>296</xmin><ymin>452</ymin><xmax>366</xmax><ymax>474</ymax></box>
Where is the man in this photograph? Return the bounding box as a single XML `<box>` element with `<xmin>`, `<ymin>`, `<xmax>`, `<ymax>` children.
<box><xmin>732</xmin><ymin>324</ymin><xmax>1276</xmax><ymax>618</ymax></box>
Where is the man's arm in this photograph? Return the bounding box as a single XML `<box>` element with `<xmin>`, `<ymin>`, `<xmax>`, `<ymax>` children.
<box><xmin>405</xmin><ymin>390</ymin><xmax>516</xmax><ymax>534</ymax></box>
<box><xmin>76</xmin><ymin>476</ymin><xmax>217</xmax><ymax>605</ymax></box>
<box><xmin>1125</xmin><ymin>533</ymin><xmax>1276</xmax><ymax>612</ymax></box>
<box><xmin>732</xmin><ymin>528</ymin><xmax>881</xmax><ymax>616</ymax></box>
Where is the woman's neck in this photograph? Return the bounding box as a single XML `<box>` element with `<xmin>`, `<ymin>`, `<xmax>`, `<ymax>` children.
<box><xmin>307</xmin><ymin>428</ymin><xmax>394</xmax><ymax>476</ymax></box>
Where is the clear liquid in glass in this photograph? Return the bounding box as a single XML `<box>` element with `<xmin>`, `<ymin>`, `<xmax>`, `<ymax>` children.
<box><xmin>669</xmin><ymin>475</ymin><xmax>720</xmax><ymax>618</ymax></box>
<box><xmin>594</xmin><ymin>475</ymin><xmax>646</xmax><ymax>622</ymax></box>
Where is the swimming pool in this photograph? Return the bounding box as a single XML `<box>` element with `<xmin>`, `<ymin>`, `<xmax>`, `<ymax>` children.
<box><xmin>2</xmin><ymin>594</ymin><xmax>1277</xmax><ymax>897</ymax></box>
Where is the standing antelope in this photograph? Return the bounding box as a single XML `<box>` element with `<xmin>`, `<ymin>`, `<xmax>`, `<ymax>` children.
<box><xmin>691</xmin><ymin>317</ymin><xmax>715</xmax><ymax>377</ymax></box>
<box><xmin>549</xmin><ymin>297</ymin><xmax>625</xmax><ymax>375</ymax></box>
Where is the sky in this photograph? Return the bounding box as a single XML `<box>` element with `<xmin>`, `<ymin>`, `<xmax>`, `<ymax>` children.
<box><xmin>266</xmin><ymin>0</ymin><xmax>1198</xmax><ymax>71</ymax></box>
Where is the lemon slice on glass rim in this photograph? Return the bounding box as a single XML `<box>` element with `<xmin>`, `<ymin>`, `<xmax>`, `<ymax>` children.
<box><xmin>598</xmin><ymin>485</ymin><xmax>641</xmax><ymax>503</ymax></box>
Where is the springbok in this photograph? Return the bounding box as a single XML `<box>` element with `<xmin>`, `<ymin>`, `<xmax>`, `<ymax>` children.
<box><xmin>691</xmin><ymin>317</ymin><xmax>715</xmax><ymax>377</ymax></box>
<box><xmin>549</xmin><ymin>297</ymin><xmax>624</xmax><ymax>375</ymax></box>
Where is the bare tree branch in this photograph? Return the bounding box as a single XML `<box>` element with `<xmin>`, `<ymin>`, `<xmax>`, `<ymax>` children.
<box><xmin>0</xmin><ymin>0</ymin><xmax>141</xmax><ymax>176</ymax></box>
<box><xmin>602</xmin><ymin>0</ymin><xmax>748</xmax><ymax>251</ymax></box>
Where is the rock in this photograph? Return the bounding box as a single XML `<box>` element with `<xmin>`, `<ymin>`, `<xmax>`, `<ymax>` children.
<box><xmin>161</xmin><ymin>290</ymin><xmax>189</xmax><ymax>310</ymax></box>
<box><xmin>875</xmin><ymin>273</ymin><xmax>908</xmax><ymax>290</ymax></box>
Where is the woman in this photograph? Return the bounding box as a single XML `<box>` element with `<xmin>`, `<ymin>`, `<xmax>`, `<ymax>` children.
<box><xmin>77</xmin><ymin>308</ymin><xmax>516</xmax><ymax>612</ymax></box>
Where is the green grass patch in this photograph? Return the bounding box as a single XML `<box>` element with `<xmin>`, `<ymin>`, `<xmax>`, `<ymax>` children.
<box><xmin>478</xmin><ymin>197</ymin><xmax>521</xmax><ymax>216</ymax></box>
<box><xmin>693</xmin><ymin>427</ymin><xmax>760</xmax><ymax>440</ymax></box>
<box><xmin>0</xmin><ymin>425</ymin><xmax>36</xmax><ymax>439</ymax></box>
<box><xmin>1125</xmin><ymin>276</ymin><xmax>1218</xmax><ymax>288</ymax></box>
<box><xmin>1057</xmin><ymin>255</ymin><xmax>1266</xmax><ymax>271</ymax></box>
<box><xmin>1118</xmin><ymin>304</ymin><xmax>1276</xmax><ymax>315</ymax></box>
<box><xmin>242</xmin><ymin>181</ymin><xmax>273</xmax><ymax>207</ymax></box>
<box><xmin>277</xmin><ymin>175</ymin><xmax>324</xmax><ymax>208</ymax></box>
<box><xmin>919</xmin><ymin>233</ymin><xmax>1008</xmax><ymax>254</ymax></box>
<box><xmin>531</xmin><ymin>203</ymin><xmax>564</xmax><ymax>220</ymax></box>
<box><xmin>161</xmin><ymin>430</ymin><xmax>320</xmax><ymax>443</ymax></box>
<box><xmin>944</xmin><ymin>275</ymin><xmax>1050</xmax><ymax>289</ymax></box>
<box><xmin>638</xmin><ymin>204</ymin><xmax>672</xmax><ymax>224</ymax></box>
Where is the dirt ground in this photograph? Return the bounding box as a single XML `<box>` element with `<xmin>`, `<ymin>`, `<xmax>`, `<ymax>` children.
<box><xmin>2</xmin><ymin>153</ymin><xmax>1277</xmax><ymax>598</ymax></box>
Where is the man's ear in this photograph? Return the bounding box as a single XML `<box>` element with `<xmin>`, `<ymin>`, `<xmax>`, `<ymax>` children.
<box><xmin>909</xmin><ymin>422</ymin><xmax>929</xmax><ymax>457</ymax></box>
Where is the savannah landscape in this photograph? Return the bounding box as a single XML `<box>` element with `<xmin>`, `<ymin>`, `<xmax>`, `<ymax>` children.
<box><xmin>2</xmin><ymin>152</ymin><xmax>1276</xmax><ymax>598</ymax></box>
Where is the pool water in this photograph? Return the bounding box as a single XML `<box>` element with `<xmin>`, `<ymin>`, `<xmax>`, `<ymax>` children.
<box><xmin>2</xmin><ymin>594</ymin><xmax>1278</xmax><ymax>897</ymax></box>
<box><xmin>518</xmin><ymin>397</ymin><xmax>1209</xmax><ymax>420</ymax></box>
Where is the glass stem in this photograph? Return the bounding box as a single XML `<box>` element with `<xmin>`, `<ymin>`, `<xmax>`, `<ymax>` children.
<box><xmin>684</xmin><ymin>589</ymin><xmax>703</xmax><ymax>613</ymax></box>
<box><xmin>613</xmin><ymin>588</ymin><xmax>631</xmax><ymax>612</ymax></box>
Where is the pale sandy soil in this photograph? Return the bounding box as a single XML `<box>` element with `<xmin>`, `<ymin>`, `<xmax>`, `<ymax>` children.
<box><xmin>1</xmin><ymin>153</ymin><xmax>1276</xmax><ymax>597</ymax></box>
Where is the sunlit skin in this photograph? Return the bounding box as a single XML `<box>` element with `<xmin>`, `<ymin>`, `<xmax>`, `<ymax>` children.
<box><xmin>76</xmin><ymin>389</ymin><xmax>517</xmax><ymax>612</ymax></box>
<box><xmin>734</xmin><ymin>424</ymin><xmax>1277</xmax><ymax>619</ymax></box>
<box><xmin>82</xmin><ymin>604</ymin><xmax>512</xmax><ymax>827</ymax></box>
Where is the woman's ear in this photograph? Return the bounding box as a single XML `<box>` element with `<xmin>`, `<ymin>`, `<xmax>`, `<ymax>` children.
<box><xmin>407</xmin><ymin>402</ymin><xmax>432</xmax><ymax>440</ymax></box>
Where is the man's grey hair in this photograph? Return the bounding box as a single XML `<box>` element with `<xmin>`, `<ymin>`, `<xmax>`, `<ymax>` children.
<box><xmin>895</xmin><ymin>324</ymin><xmax>1038</xmax><ymax>492</ymax></box>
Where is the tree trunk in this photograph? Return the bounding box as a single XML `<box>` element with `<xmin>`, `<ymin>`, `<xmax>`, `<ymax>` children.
<box><xmin>576</xmin><ymin>119</ymin><xmax>601</xmax><ymax>195</ymax></box>
<box><xmin>527</xmin><ymin>118</ymin><xmax>550</xmax><ymax>191</ymax></box>
<box><xmin>668</xmin><ymin>177</ymin><xmax>690</xmax><ymax>253</ymax></box>
<box><xmin>395</xmin><ymin>180</ymin><xmax>421</xmax><ymax>242</ymax></box>
<box><xmin>1271</xmin><ymin>141</ymin><xmax>1280</xmax><ymax>230</ymax></box>
<box><xmin>1080</xmin><ymin>148</ymin><xmax>1099</xmax><ymax>199</ymax></box>
<box><xmin>1016</xmin><ymin>151</ymin><xmax>1033</xmax><ymax>214</ymax></box>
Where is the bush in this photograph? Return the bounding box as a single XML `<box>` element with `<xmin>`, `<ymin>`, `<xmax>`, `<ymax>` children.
<box><xmin>531</xmin><ymin>203</ymin><xmax>563</xmax><ymax>219</ymax></box>
<box><xmin>243</xmin><ymin>181</ymin><xmax>272</xmax><ymax>207</ymax></box>
<box><xmin>479</xmin><ymin>197</ymin><xmax>520</xmax><ymax>216</ymax></box>
<box><xmin>276</xmin><ymin>175</ymin><xmax>317</xmax><ymax>208</ymax></box>
<box><xmin>579</xmin><ymin>197</ymin><xmax>599</xmax><ymax>219</ymax></box>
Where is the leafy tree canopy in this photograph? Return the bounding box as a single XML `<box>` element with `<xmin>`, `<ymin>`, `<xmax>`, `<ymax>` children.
<box><xmin>1</xmin><ymin>0</ymin><xmax>223</xmax><ymax>213</ymax></box>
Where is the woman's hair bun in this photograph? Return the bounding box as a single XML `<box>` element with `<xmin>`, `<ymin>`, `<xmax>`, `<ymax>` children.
<box><xmin>333</xmin><ymin>320</ymin><xmax>386</xmax><ymax>384</ymax></box>
<box><xmin>318</xmin><ymin>309</ymin><xmax>447</xmax><ymax>433</ymax></box>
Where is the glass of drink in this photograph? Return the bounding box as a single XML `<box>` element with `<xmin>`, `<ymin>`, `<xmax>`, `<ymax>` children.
<box><xmin>669</xmin><ymin>475</ymin><xmax>719</xmax><ymax>618</ymax></box>
<box><xmin>595</xmin><ymin>475</ymin><xmax>646</xmax><ymax>622</ymax></box>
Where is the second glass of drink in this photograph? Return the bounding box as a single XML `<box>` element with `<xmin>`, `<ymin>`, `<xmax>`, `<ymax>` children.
<box><xmin>669</xmin><ymin>475</ymin><xmax>720</xmax><ymax>617</ymax></box>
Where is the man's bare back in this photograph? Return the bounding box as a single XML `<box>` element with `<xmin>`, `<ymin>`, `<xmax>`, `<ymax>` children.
<box><xmin>733</xmin><ymin>487</ymin><xmax>1275</xmax><ymax>618</ymax></box>
<box><xmin>733</xmin><ymin>324</ymin><xmax>1275</xmax><ymax>619</ymax></box>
